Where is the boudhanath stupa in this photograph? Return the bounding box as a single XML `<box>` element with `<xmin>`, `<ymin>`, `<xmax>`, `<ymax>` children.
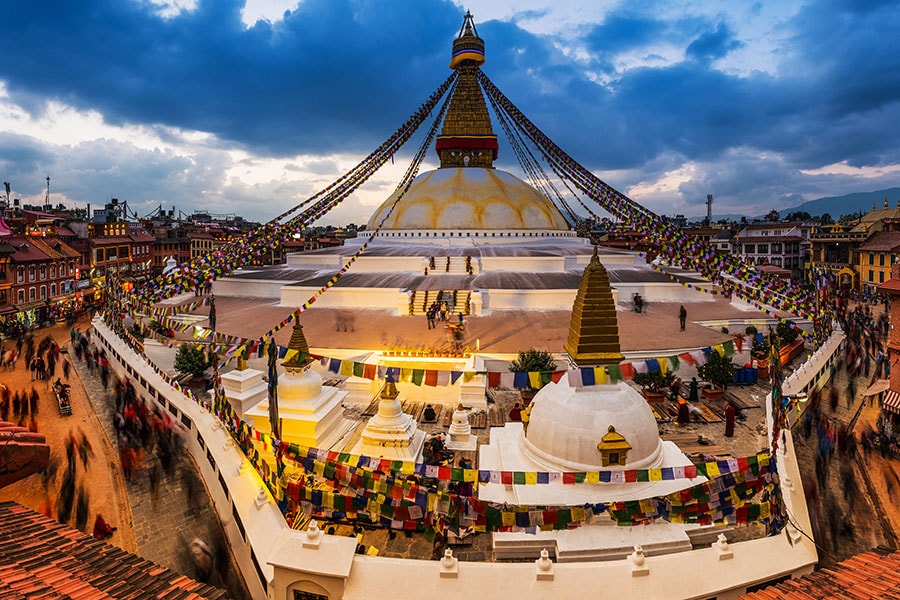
<box><xmin>127</xmin><ymin>11</ymin><xmax>823</xmax><ymax>599</ymax></box>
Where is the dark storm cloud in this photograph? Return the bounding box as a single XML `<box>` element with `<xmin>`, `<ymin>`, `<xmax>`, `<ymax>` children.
<box><xmin>0</xmin><ymin>0</ymin><xmax>898</xmax><ymax>220</ymax></box>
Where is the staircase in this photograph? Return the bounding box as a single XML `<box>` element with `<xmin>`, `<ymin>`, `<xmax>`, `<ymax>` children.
<box><xmin>428</xmin><ymin>256</ymin><xmax>474</xmax><ymax>275</ymax></box>
<box><xmin>408</xmin><ymin>289</ymin><xmax>471</xmax><ymax>316</ymax></box>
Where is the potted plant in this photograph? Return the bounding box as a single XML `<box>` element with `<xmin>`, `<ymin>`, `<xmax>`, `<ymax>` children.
<box><xmin>633</xmin><ymin>370</ymin><xmax>676</xmax><ymax>403</ymax></box>
<box><xmin>776</xmin><ymin>321</ymin><xmax>805</xmax><ymax>365</ymax></box>
<box><xmin>751</xmin><ymin>331</ymin><xmax>770</xmax><ymax>378</ymax></box>
<box><xmin>697</xmin><ymin>349</ymin><xmax>735</xmax><ymax>399</ymax></box>
<box><xmin>509</xmin><ymin>348</ymin><xmax>557</xmax><ymax>402</ymax></box>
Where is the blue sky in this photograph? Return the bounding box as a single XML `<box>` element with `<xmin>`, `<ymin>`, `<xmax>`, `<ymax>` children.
<box><xmin>0</xmin><ymin>0</ymin><xmax>898</xmax><ymax>224</ymax></box>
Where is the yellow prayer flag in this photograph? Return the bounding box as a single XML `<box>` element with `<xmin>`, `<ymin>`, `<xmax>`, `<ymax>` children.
<box><xmin>400</xmin><ymin>461</ymin><xmax>415</xmax><ymax>475</ymax></box>
<box><xmin>706</xmin><ymin>462</ymin><xmax>720</xmax><ymax>477</ymax></box>
<box><xmin>400</xmin><ymin>368</ymin><xmax>413</xmax><ymax>382</ymax></box>
<box><xmin>658</xmin><ymin>360</ymin><xmax>668</xmax><ymax>376</ymax></box>
<box><xmin>283</xmin><ymin>349</ymin><xmax>298</xmax><ymax>364</ymax></box>
<box><xmin>366</xmin><ymin>546</ymin><xmax>379</xmax><ymax>556</ymax></box>
<box><xmin>571</xmin><ymin>507</ymin><xmax>586</xmax><ymax>522</ymax></box>
<box><xmin>586</xmin><ymin>471</ymin><xmax>600</xmax><ymax>484</ymax></box>
<box><xmin>525</xmin><ymin>472</ymin><xmax>538</xmax><ymax>485</ymax></box>
<box><xmin>713</xmin><ymin>344</ymin><xmax>725</xmax><ymax>356</ymax></box>
<box><xmin>649</xmin><ymin>468</ymin><xmax>662</xmax><ymax>481</ymax></box>
<box><xmin>463</xmin><ymin>468</ymin><xmax>477</xmax><ymax>483</ymax></box>
<box><xmin>528</xmin><ymin>371</ymin><xmax>542</xmax><ymax>390</ymax></box>
<box><xmin>463</xmin><ymin>371</ymin><xmax>476</xmax><ymax>383</ymax></box>
<box><xmin>593</xmin><ymin>366</ymin><xmax>607</xmax><ymax>384</ymax></box>
<box><xmin>339</xmin><ymin>361</ymin><xmax>354</xmax><ymax>377</ymax></box>
<box><xmin>639</xmin><ymin>499</ymin><xmax>655</xmax><ymax>514</ymax></box>
<box><xmin>501</xmin><ymin>511</ymin><xmax>516</xmax><ymax>527</ymax></box>
<box><xmin>759</xmin><ymin>502</ymin><xmax>770</xmax><ymax>520</ymax></box>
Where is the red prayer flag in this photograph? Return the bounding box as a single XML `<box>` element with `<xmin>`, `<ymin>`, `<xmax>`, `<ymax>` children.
<box><xmin>425</xmin><ymin>370</ymin><xmax>438</xmax><ymax>386</ymax></box>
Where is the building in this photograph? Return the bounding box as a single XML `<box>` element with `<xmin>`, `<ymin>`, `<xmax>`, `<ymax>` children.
<box><xmin>731</xmin><ymin>222</ymin><xmax>810</xmax><ymax>280</ymax></box>
<box><xmin>858</xmin><ymin>231</ymin><xmax>900</xmax><ymax>296</ymax></box>
<box><xmin>809</xmin><ymin>198</ymin><xmax>900</xmax><ymax>290</ymax></box>
<box><xmin>0</xmin><ymin>231</ymin><xmax>81</xmax><ymax>325</ymax></box>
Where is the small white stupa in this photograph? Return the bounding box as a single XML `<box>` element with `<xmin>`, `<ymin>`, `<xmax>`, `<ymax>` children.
<box><xmin>247</xmin><ymin>320</ymin><xmax>351</xmax><ymax>450</ymax></box>
<box><xmin>350</xmin><ymin>376</ymin><xmax>425</xmax><ymax>461</ymax></box>
<box><xmin>445</xmin><ymin>403</ymin><xmax>477</xmax><ymax>451</ymax></box>
<box><xmin>220</xmin><ymin>352</ymin><xmax>268</xmax><ymax>422</ymax></box>
<box><xmin>479</xmin><ymin>248</ymin><xmax>706</xmax><ymax>561</ymax></box>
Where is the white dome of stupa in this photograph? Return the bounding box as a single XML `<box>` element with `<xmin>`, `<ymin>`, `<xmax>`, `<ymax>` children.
<box><xmin>365</xmin><ymin>168</ymin><xmax>570</xmax><ymax>231</ymax></box>
<box><xmin>278</xmin><ymin>367</ymin><xmax>323</xmax><ymax>403</ymax></box>
<box><xmin>522</xmin><ymin>378</ymin><xmax>663</xmax><ymax>471</ymax></box>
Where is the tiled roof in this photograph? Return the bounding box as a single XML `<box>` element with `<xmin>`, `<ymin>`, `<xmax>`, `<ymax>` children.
<box><xmin>739</xmin><ymin>547</ymin><xmax>900</xmax><ymax>599</ymax></box>
<box><xmin>0</xmin><ymin>501</ymin><xmax>231</xmax><ymax>600</ymax></box>
<box><xmin>858</xmin><ymin>231</ymin><xmax>900</xmax><ymax>252</ymax></box>
<box><xmin>0</xmin><ymin>422</ymin><xmax>50</xmax><ymax>487</ymax></box>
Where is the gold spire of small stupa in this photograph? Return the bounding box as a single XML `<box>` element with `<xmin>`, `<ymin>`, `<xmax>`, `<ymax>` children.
<box><xmin>564</xmin><ymin>246</ymin><xmax>625</xmax><ymax>367</ymax></box>
<box><xmin>282</xmin><ymin>318</ymin><xmax>314</xmax><ymax>370</ymax></box>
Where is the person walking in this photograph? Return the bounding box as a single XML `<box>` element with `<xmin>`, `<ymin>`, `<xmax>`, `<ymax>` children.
<box><xmin>679</xmin><ymin>305</ymin><xmax>687</xmax><ymax>331</ymax></box>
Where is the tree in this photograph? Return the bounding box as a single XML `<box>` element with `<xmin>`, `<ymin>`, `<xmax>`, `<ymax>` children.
<box><xmin>697</xmin><ymin>349</ymin><xmax>735</xmax><ymax>390</ymax></box>
<box><xmin>776</xmin><ymin>321</ymin><xmax>800</xmax><ymax>346</ymax></box>
<box><xmin>819</xmin><ymin>213</ymin><xmax>834</xmax><ymax>225</ymax></box>
<box><xmin>784</xmin><ymin>210</ymin><xmax>811</xmax><ymax>222</ymax></box>
<box><xmin>174</xmin><ymin>343</ymin><xmax>211</xmax><ymax>378</ymax></box>
<box><xmin>633</xmin><ymin>370</ymin><xmax>676</xmax><ymax>394</ymax></box>
<box><xmin>509</xmin><ymin>349</ymin><xmax>557</xmax><ymax>390</ymax></box>
<box><xmin>765</xmin><ymin>209</ymin><xmax>781</xmax><ymax>222</ymax></box>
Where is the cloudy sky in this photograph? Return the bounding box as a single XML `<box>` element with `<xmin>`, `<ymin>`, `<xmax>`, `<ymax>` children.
<box><xmin>0</xmin><ymin>0</ymin><xmax>898</xmax><ymax>225</ymax></box>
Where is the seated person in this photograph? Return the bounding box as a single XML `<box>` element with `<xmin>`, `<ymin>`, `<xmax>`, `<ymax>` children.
<box><xmin>423</xmin><ymin>404</ymin><xmax>437</xmax><ymax>422</ymax></box>
<box><xmin>508</xmin><ymin>402</ymin><xmax>522</xmax><ymax>421</ymax></box>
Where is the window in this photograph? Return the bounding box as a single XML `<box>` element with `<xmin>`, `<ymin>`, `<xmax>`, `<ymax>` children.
<box><xmin>880</xmin><ymin>253</ymin><xmax>886</xmax><ymax>267</ymax></box>
<box><xmin>60</xmin><ymin>264</ymin><xmax>66</xmax><ymax>277</ymax></box>
<box><xmin>771</xmin><ymin>243</ymin><xmax>781</xmax><ymax>254</ymax></box>
<box><xmin>50</xmin><ymin>265</ymin><xmax>57</xmax><ymax>278</ymax></box>
<box><xmin>744</xmin><ymin>244</ymin><xmax>755</xmax><ymax>253</ymax></box>
<box><xmin>17</xmin><ymin>266</ymin><xmax>24</xmax><ymax>283</ymax></box>
<box><xmin>29</xmin><ymin>265</ymin><xmax>36</xmax><ymax>281</ymax></box>
<box><xmin>869</xmin><ymin>269</ymin><xmax>875</xmax><ymax>282</ymax></box>
<box><xmin>39</xmin><ymin>265</ymin><xmax>46</xmax><ymax>280</ymax></box>
<box><xmin>39</xmin><ymin>285</ymin><xmax>46</xmax><ymax>300</ymax></box>
<box><xmin>880</xmin><ymin>271</ymin><xmax>886</xmax><ymax>283</ymax></box>
<box><xmin>29</xmin><ymin>287</ymin><xmax>36</xmax><ymax>301</ymax></box>
<box><xmin>757</xmin><ymin>244</ymin><xmax>768</xmax><ymax>254</ymax></box>
<box><xmin>95</xmin><ymin>248</ymin><xmax>104</xmax><ymax>263</ymax></box>
<box><xmin>869</xmin><ymin>252</ymin><xmax>875</xmax><ymax>265</ymax></box>
<box><xmin>17</xmin><ymin>289</ymin><xmax>24</xmax><ymax>303</ymax></box>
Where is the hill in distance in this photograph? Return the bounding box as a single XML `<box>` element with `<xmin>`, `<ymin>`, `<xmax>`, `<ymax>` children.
<box><xmin>689</xmin><ymin>187</ymin><xmax>900</xmax><ymax>222</ymax></box>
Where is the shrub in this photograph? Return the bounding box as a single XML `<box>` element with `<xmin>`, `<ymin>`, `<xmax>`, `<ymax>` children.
<box><xmin>509</xmin><ymin>349</ymin><xmax>557</xmax><ymax>390</ymax></box>
<box><xmin>745</xmin><ymin>325</ymin><xmax>758</xmax><ymax>336</ymax></box>
<box><xmin>776</xmin><ymin>321</ymin><xmax>799</xmax><ymax>345</ymax></box>
<box><xmin>697</xmin><ymin>349</ymin><xmax>735</xmax><ymax>389</ymax></box>
<box><xmin>633</xmin><ymin>370</ymin><xmax>676</xmax><ymax>393</ymax></box>
<box><xmin>174</xmin><ymin>343</ymin><xmax>211</xmax><ymax>378</ymax></box>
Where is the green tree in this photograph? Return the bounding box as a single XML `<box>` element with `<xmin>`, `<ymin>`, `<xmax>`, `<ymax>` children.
<box><xmin>633</xmin><ymin>370</ymin><xmax>676</xmax><ymax>394</ymax></box>
<box><xmin>819</xmin><ymin>213</ymin><xmax>834</xmax><ymax>225</ymax></box>
<box><xmin>174</xmin><ymin>343</ymin><xmax>211</xmax><ymax>378</ymax></box>
<box><xmin>697</xmin><ymin>349</ymin><xmax>735</xmax><ymax>390</ymax></box>
<box><xmin>509</xmin><ymin>349</ymin><xmax>557</xmax><ymax>390</ymax></box>
<box><xmin>765</xmin><ymin>209</ymin><xmax>781</xmax><ymax>222</ymax></box>
<box><xmin>776</xmin><ymin>321</ymin><xmax>800</xmax><ymax>345</ymax></box>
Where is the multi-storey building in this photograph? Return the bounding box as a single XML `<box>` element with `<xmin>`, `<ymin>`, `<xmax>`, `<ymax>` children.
<box><xmin>731</xmin><ymin>222</ymin><xmax>811</xmax><ymax>280</ymax></box>
<box><xmin>809</xmin><ymin>199</ymin><xmax>900</xmax><ymax>291</ymax></box>
<box><xmin>0</xmin><ymin>231</ymin><xmax>80</xmax><ymax>325</ymax></box>
<box><xmin>857</xmin><ymin>231</ymin><xmax>900</xmax><ymax>296</ymax></box>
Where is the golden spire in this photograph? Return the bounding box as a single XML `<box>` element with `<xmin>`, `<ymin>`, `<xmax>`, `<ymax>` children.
<box><xmin>565</xmin><ymin>246</ymin><xmax>625</xmax><ymax>367</ymax></box>
<box><xmin>282</xmin><ymin>318</ymin><xmax>314</xmax><ymax>370</ymax></box>
<box><xmin>381</xmin><ymin>378</ymin><xmax>399</xmax><ymax>400</ymax></box>
<box><xmin>436</xmin><ymin>11</ymin><xmax>498</xmax><ymax>169</ymax></box>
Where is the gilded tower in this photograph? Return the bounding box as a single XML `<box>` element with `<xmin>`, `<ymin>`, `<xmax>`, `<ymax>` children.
<box><xmin>565</xmin><ymin>247</ymin><xmax>625</xmax><ymax>366</ymax></box>
<box><xmin>435</xmin><ymin>11</ymin><xmax>498</xmax><ymax>169</ymax></box>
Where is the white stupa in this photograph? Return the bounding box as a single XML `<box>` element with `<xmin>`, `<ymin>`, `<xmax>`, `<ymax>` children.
<box><xmin>246</xmin><ymin>321</ymin><xmax>351</xmax><ymax>450</ymax></box>
<box><xmin>445</xmin><ymin>403</ymin><xmax>477</xmax><ymax>451</ymax></box>
<box><xmin>479</xmin><ymin>247</ymin><xmax>707</xmax><ymax>561</ymax></box>
<box><xmin>350</xmin><ymin>377</ymin><xmax>425</xmax><ymax>461</ymax></box>
<box><xmin>220</xmin><ymin>354</ymin><xmax>268</xmax><ymax>422</ymax></box>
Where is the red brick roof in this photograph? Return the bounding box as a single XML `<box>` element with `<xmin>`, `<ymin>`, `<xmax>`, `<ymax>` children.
<box><xmin>0</xmin><ymin>502</ymin><xmax>230</xmax><ymax>599</ymax></box>
<box><xmin>739</xmin><ymin>547</ymin><xmax>900</xmax><ymax>599</ymax></box>
<box><xmin>858</xmin><ymin>231</ymin><xmax>900</xmax><ymax>252</ymax></box>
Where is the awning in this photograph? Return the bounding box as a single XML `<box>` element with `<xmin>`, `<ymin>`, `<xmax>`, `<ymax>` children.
<box><xmin>883</xmin><ymin>390</ymin><xmax>900</xmax><ymax>415</ymax></box>
<box><xmin>864</xmin><ymin>379</ymin><xmax>891</xmax><ymax>396</ymax></box>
